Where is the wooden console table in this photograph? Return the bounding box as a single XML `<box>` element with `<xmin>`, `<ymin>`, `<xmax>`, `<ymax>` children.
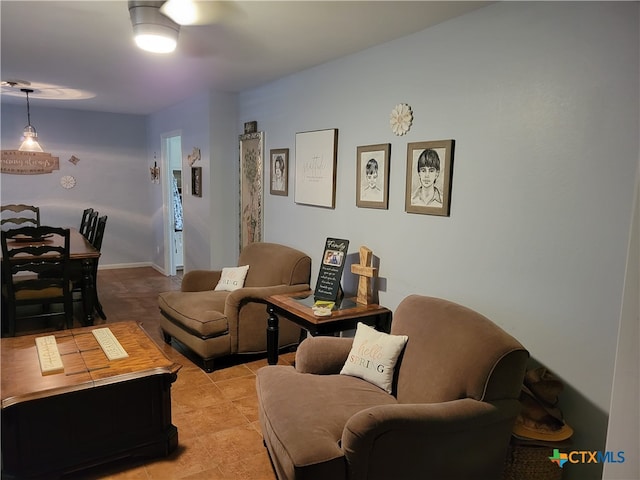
<box><xmin>1</xmin><ymin>321</ymin><xmax>181</xmax><ymax>479</ymax></box>
<box><xmin>265</xmin><ymin>291</ymin><xmax>392</xmax><ymax>364</ymax></box>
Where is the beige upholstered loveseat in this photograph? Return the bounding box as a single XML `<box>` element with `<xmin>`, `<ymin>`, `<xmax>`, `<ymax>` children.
<box><xmin>256</xmin><ymin>295</ymin><xmax>529</xmax><ymax>480</ymax></box>
<box><xmin>158</xmin><ymin>242</ymin><xmax>311</xmax><ymax>371</ymax></box>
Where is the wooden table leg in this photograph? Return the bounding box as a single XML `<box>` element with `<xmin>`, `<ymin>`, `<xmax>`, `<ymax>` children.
<box><xmin>267</xmin><ymin>305</ymin><xmax>279</xmax><ymax>365</ymax></box>
<box><xmin>81</xmin><ymin>259</ymin><xmax>96</xmax><ymax>326</ymax></box>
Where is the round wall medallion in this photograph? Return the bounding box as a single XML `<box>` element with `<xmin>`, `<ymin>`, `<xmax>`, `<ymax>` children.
<box><xmin>390</xmin><ymin>103</ymin><xmax>413</xmax><ymax>136</ymax></box>
<box><xmin>60</xmin><ymin>175</ymin><xmax>76</xmax><ymax>189</ymax></box>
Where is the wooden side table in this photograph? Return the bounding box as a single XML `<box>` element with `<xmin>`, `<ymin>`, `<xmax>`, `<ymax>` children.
<box><xmin>265</xmin><ymin>291</ymin><xmax>392</xmax><ymax>364</ymax></box>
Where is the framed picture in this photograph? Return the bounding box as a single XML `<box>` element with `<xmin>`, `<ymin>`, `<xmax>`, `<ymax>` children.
<box><xmin>294</xmin><ymin>128</ymin><xmax>338</xmax><ymax>208</ymax></box>
<box><xmin>356</xmin><ymin>143</ymin><xmax>390</xmax><ymax>209</ymax></box>
<box><xmin>405</xmin><ymin>139</ymin><xmax>455</xmax><ymax>216</ymax></box>
<box><xmin>191</xmin><ymin>166</ymin><xmax>202</xmax><ymax>197</ymax></box>
<box><xmin>244</xmin><ymin>121</ymin><xmax>257</xmax><ymax>134</ymax></box>
<box><xmin>269</xmin><ymin>148</ymin><xmax>289</xmax><ymax>196</ymax></box>
<box><xmin>239</xmin><ymin>131</ymin><xmax>264</xmax><ymax>251</ymax></box>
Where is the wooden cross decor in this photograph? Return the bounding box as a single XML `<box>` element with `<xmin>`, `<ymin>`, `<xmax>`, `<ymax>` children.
<box><xmin>350</xmin><ymin>246</ymin><xmax>378</xmax><ymax>305</ymax></box>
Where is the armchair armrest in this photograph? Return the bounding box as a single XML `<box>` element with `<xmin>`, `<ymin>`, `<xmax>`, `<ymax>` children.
<box><xmin>181</xmin><ymin>270</ymin><xmax>222</xmax><ymax>292</ymax></box>
<box><xmin>295</xmin><ymin>336</ymin><xmax>354</xmax><ymax>374</ymax></box>
<box><xmin>342</xmin><ymin>398</ymin><xmax>521</xmax><ymax>480</ymax></box>
<box><xmin>225</xmin><ymin>283</ymin><xmax>310</xmax><ymax>309</ymax></box>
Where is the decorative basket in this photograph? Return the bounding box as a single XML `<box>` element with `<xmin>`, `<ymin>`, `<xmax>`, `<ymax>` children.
<box><xmin>502</xmin><ymin>444</ymin><xmax>563</xmax><ymax>480</ymax></box>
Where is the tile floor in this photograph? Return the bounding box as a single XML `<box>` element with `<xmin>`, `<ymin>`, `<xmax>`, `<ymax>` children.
<box><xmin>13</xmin><ymin>267</ymin><xmax>291</xmax><ymax>480</ymax></box>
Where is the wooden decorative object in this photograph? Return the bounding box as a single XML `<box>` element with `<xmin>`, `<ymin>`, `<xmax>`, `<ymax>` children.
<box><xmin>1</xmin><ymin>150</ymin><xmax>60</xmax><ymax>174</ymax></box>
<box><xmin>350</xmin><ymin>246</ymin><xmax>378</xmax><ymax>305</ymax></box>
<box><xmin>239</xmin><ymin>132</ymin><xmax>263</xmax><ymax>251</ymax></box>
<box><xmin>187</xmin><ymin>147</ymin><xmax>201</xmax><ymax>166</ymax></box>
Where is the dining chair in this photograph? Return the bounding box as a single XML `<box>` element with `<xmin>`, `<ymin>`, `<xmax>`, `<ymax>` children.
<box><xmin>1</xmin><ymin>204</ymin><xmax>40</xmax><ymax>230</ymax></box>
<box><xmin>81</xmin><ymin>210</ymin><xmax>99</xmax><ymax>241</ymax></box>
<box><xmin>79</xmin><ymin>215</ymin><xmax>108</xmax><ymax>320</ymax></box>
<box><xmin>79</xmin><ymin>208</ymin><xmax>94</xmax><ymax>236</ymax></box>
<box><xmin>1</xmin><ymin>226</ymin><xmax>73</xmax><ymax>337</ymax></box>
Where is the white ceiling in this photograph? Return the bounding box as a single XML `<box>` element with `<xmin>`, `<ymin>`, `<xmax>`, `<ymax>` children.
<box><xmin>1</xmin><ymin>1</ymin><xmax>490</xmax><ymax>115</ymax></box>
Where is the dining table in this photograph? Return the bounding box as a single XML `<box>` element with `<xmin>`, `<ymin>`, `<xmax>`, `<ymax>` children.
<box><xmin>2</xmin><ymin>227</ymin><xmax>101</xmax><ymax>327</ymax></box>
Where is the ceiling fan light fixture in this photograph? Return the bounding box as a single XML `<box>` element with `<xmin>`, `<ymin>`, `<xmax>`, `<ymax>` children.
<box><xmin>160</xmin><ymin>0</ymin><xmax>198</xmax><ymax>26</ymax></box>
<box><xmin>133</xmin><ymin>25</ymin><xmax>178</xmax><ymax>53</ymax></box>
<box><xmin>129</xmin><ymin>1</ymin><xmax>180</xmax><ymax>54</ymax></box>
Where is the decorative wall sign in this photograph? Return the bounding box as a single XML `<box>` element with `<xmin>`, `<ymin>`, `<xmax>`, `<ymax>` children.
<box><xmin>269</xmin><ymin>148</ymin><xmax>288</xmax><ymax>196</ymax></box>
<box><xmin>1</xmin><ymin>150</ymin><xmax>60</xmax><ymax>174</ymax></box>
<box><xmin>314</xmin><ymin>237</ymin><xmax>350</xmax><ymax>302</ymax></box>
<box><xmin>239</xmin><ymin>131</ymin><xmax>264</xmax><ymax>251</ymax></box>
<box><xmin>356</xmin><ymin>143</ymin><xmax>390</xmax><ymax>209</ymax></box>
<box><xmin>405</xmin><ymin>139</ymin><xmax>455</xmax><ymax>216</ymax></box>
<box><xmin>294</xmin><ymin>129</ymin><xmax>338</xmax><ymax>208</ymax></box>
<box><xmin>68</xmin><ymin>155</ymin><xmax>80</xmax><ymax>165</ymax></box>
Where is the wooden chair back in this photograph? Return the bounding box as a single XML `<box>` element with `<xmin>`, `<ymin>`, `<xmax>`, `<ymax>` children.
<box><xmin>92</xmin><ymin>215</ymin><xmax>108</xmax><ymax>251</ymax></box>
<box><xmin>83</xmin><ymin>211</ymin><xmax>99</xmax><ymax>242</ymax></box>
<box><xmin>1</xmin><ymin>204</ymin><xmax>40</xmax><ymax>229</ymax></box>
<box><xmin>1</xmin><ymin>226</ymin><xmax>72</xmax><ymax>336</ymax></box>
<box><xmin>79</xmin><ymin>208</ymin><xmax>94</xmax><ymax>236</ymax></box>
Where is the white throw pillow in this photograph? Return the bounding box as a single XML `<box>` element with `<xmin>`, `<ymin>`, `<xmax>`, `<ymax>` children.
<box><xmin>214</xmin><ymin>265</ymin><xmax>250</xmax><ymax>291</ymax></box>
<box><xmin>340</xmin><ymin>322</ymin><xmax>408</xmax><ymax>393</ymax></box>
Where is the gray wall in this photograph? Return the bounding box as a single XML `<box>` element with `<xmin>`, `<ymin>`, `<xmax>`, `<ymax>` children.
<box><xmin>1</xmin><ymin>2</ymin><xmax>637</xmax><ymax>478</ymax></box>
<box><xmin>0</xmin><ymin>104</ymin><xmax>151</xmax><ymax>267</ymax></box>
<box><xmin>146</xmin><ymin>89</ymin><xmax>239</xmax><ymax>273</ymax></box>
<box><xmin>237</xmin><ymin>3</ymin><xmax>639</xmax><ymax>479</ymax></box>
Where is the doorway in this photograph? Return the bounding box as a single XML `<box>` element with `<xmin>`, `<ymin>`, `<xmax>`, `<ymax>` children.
<box><xmin>162</xmin><ymin>132</ymin><xmax>184</xmax><ymax>276</ymax></box>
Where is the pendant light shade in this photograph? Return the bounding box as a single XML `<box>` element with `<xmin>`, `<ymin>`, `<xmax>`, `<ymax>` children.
<box><xmin>18</xmin><ymin>88</ymin><xmax>44</xmax><ymax>153</ymax></box>
<box><xmin>129</xmin><ymin>1</ymin><xmax>180</xmax><ymax>54</ymax></box>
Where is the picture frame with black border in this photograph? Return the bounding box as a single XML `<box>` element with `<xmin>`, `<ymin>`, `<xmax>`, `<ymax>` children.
<box><xmin>269</xmin><ymin>148</ymin><xmax>288</xmax><ymax>196</ymax></box>
<box><xmin>191</xmin><ymin>166</ymin><xmax>202</xmax><ymax>197</ymax></box>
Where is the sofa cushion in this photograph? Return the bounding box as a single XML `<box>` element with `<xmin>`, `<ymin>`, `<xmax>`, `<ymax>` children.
<box><xmin>214</xmin><ymin>265</ymin><xmax>250</xmax><ymax>291</ymax></box>
<box><xmin>158</xmin><ymin>290</ymin><xmax>229</xmax><ymax>338</ymax></box>
<box><xmin>340</xmin><ymin>322</ymin><xmax>408</xmax><ymax>394</ymax></box>
<box><xmin>257</xmin><ymin>365</ymin><xmax>397</xmax><ymax>480</ymax></box>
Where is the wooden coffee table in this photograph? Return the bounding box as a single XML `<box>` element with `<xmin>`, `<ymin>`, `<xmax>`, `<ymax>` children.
<box><xmin>1</xmin><ymin>321</ymin><xmax>181</xmax><ymax>479</ymax></box>
<box><xmin>266</xmin><ymin>291</ymin><xmax>392</xmax><ymax>364</ymax></box>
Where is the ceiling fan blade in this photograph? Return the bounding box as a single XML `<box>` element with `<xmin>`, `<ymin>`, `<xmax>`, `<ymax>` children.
<box><xmin>160</xmin><ymin>0</ymin><xmax>241</xmax><ymax>26</ymax></box>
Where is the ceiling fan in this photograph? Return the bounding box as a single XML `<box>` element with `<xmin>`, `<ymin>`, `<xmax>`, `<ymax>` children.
<box><xmin>128</xmin><ymin>0</ymin><xmax>235</xmax><ymax>53</ymax></box>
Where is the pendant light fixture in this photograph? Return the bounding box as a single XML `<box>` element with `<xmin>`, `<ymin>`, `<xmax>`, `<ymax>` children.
<box><xmin>18</xmin><ymin>88</ymin><xmax>44</xmax><ymax>153</ymax></box>
<box><xmin>129</xmin><ymin>1</ymin><xmax>180</xmax><ymax>54</ymax></box>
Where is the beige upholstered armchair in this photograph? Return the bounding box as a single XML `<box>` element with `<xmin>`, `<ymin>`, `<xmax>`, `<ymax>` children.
<box><xmin>256</xmin><ymin>295</ymin><xmax>529</xmax><ymax>480</ymax></box>
<box><xmin>158</xmin><ymin>242</ymin><xmax>311</xmax><ymax>371</ymax></box>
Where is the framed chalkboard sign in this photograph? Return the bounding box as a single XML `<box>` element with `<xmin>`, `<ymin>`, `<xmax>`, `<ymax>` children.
<box><xmin>314</xmin><ymin>237</ymin><xmax>350</xmax><ymax>302</ymax></box>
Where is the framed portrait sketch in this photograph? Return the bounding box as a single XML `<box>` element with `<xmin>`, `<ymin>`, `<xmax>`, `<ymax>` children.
<box><xmin>239</xmin><ymin>131</ymin><xmax>264</xmax><ymax>251</ymax></box>
<box><xmin>191</xmin><ymin>167</ymin><xmax>202</xmax><ymax>197</ymax></box>
<box><xmin>405</xmin><ymin>139</ymin><xmax>455</xmax><ymax>216</ymax></box>
<box><xmin>269</xmin><ymin>148</ymin><xmax>288</xmax><ymax>196</ymax></box>
<box><xmin>294</xmin><ymin>129</ymin><xmax>338</xmax><ymax>208</ymax></box>
<box><xmin>356</xmin><ymin>143</ymin><xmax>390</xmax><ymax>209</ymax></box>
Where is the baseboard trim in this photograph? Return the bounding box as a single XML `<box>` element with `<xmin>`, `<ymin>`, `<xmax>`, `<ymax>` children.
<box><xmin>98</xmin><ymin>262</ymin><xmax>152</xmax><ymax>270</ymax></box>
